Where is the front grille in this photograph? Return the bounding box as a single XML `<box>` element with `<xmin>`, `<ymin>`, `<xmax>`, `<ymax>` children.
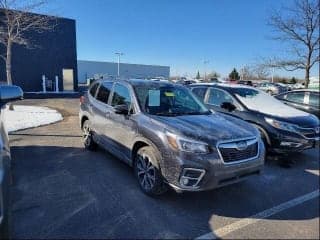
<box><xmin>219</xmin><ymin>141</ymin><xmax>258</xmax><ymax>163</ymax></box>
<box><xmin>296</xmin><ymin>127</ymin><xmax>320</xmax><ymax>139</ymax></box>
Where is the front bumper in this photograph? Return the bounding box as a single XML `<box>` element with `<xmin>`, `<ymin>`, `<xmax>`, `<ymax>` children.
<box><xmin>267</xmin><ymin>130</ymin><xmax>319</xmax><ymax>154</ymax></box>
<box><xmin>161</xmin><ymin>139</ymin><xmax>265</xmax><ymax>192</ymax></box>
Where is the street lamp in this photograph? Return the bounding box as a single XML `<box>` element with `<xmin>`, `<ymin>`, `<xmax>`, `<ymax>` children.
<box><xmin>115</xmin><ymin>52</ymin><xmax>124</xmax><ymax>77</ymax></box>
<box><xmin>204</xmin><ymin>60</ymin><xmax>209</xmax><ymax>81</ymax></box>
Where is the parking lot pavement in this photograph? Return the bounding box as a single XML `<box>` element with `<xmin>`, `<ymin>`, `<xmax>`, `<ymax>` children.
<box><xmin>9</xmin><ymin>98</ymin><xmax>319</xmax><ymax>239</ymax></box>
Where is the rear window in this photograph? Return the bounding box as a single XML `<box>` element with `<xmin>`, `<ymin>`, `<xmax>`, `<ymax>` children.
<box><xmin>96</xmin><ymin>81</ymin><xmax>113</xmax><ymax>104</ymax></box>
<box><xmin>89</xmin><ymin>82</ymin><xmax>99</xmax><ymax>97</ymax></box>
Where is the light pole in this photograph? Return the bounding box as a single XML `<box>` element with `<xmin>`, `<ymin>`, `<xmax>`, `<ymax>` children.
<box><xmin>204</xmin><ymin>60</ymin><xmax>209</xmax><ymax>81</ymax></box>
<box><xmin>115</xmin><ymin>52</ymin><xmax>124</xmax><ymax>77</ymax></box>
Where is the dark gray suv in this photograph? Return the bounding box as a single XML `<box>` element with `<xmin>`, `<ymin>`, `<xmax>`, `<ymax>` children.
<box><xmin>79</xmin><ymin>79</ymin><xmax>265</xmax><ymax>195</ymax></box>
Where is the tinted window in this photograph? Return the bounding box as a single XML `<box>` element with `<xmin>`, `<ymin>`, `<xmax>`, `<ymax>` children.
<box><xmin>207</xmin><ymin>88</ymin><xmax>235</xmax><ymax>106</ymax></box>
<box><xmin>286</xmin><ymin>92</ymin><xmax>305</xmax><ymax>104</ymax></box>
<box><xmin>111</xmin><ymin>84</ymin><xmax>131</xmax><ymax>107</ymax></box>
<box><xmin>192</xmin><ymin>87</ymin><xmax>207</xmax><ymax>101</ymax></box>
<box><xmin>89</xmin><ymin>83</ymin><xmax>99</xmax><ymax>97</ymax></box>
<box><xmin>309</xmin><ymin>92</ymin><xmax>320</xmax><ymax>107</ymax></box>
<box><xmin>96</xmin><ymin>81</ymin><xmax>113</xmax><ymax>104</ymax></box>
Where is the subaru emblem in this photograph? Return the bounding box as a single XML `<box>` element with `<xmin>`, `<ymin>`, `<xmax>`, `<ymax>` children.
<box><xmin>236</xmin><ymin>141</ymin><xmax>248</xmax><ymax>151</ymax></box>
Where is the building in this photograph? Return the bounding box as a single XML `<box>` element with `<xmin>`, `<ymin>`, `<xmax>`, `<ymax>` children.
<box><xmin>77</xmin><ymin>60</ymin><xmax>170</xmax><ymax>84</ymax></box>
<box><xmin>0</xmin><ymin>10</ymin><xmax>78</xmax><ymax>92</ymax></box>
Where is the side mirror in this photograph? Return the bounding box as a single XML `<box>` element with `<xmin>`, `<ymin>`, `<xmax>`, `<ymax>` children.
<box><xmin>220</xmin><ymin>102</ymin><xmax>236</xmax><ymax>112</ymax></box>
<box><xmin>0</xmin><ymin>85</ymin><xmax>23</xmax><ymax>103</ymax></box>
<box><xmin>114</xmin><ymin>104</ymin><xmax>129</xmax><ymax>115</ymax></box>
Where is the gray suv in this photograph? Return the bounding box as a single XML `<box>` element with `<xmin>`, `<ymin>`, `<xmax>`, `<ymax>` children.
<box><xmin>79</xmin><ymin>79</ymin><xmax>265</xmax><ymax>195</ymax></box>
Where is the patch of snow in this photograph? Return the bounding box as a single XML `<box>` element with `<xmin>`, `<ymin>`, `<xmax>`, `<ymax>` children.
<box><xmin>236</xmin><ymin>90</ymin><xmax>310</xmax><ymax>118</ymax></box>
<box><xmin>3</xmin><ymin>105</ymin><xmax>63</xmax><ymax>133</ymax></box>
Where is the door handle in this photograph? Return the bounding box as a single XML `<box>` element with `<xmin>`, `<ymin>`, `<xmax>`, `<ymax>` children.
<box><xmin>105</xmin><ymin>112</ymin><xmax>111</xmax><ymax>118</ymax></box>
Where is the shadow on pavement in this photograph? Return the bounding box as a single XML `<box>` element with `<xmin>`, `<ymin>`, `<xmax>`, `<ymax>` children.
<box><xmin>10</xmin><ymin>145</ymin><xmax>319</xmax><ymax>239</ymax></box>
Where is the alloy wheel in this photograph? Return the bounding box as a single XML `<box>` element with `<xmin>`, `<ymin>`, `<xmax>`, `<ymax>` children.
<box><xmin>83</xmin><ymin>123</ymin><xmax>92</xmax><ymax>147</ymax></box>
<box><xmin>136</xmin><ymin>154</ymin><xmax>156</xmax><ymax>190</ymax></box>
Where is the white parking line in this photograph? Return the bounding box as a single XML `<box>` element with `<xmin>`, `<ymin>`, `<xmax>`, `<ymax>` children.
<box><xmin>196</xmin><ymin>190</ymin><xmax>319</xmax><ymax>239</ymax></box>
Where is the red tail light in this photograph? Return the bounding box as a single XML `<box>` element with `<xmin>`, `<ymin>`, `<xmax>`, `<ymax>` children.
<box><xmin>80</xmin><ymin>96</ymin><xmax>85</xmax><ymax>104</ymax></box>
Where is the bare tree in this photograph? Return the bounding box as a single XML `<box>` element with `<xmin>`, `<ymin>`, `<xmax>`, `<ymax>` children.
<box><xmin>268</xmin><ymin>0</ymin><xmax>320</xmax><ymax>87</ymax></box>
<box><xmin>0</xmin><ymin>0</ymin><xmax>56</xmax><ymax>85</ymax></box>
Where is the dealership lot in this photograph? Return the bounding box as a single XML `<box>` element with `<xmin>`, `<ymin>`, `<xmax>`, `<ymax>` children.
<box><xmin>10</xmin><ymin>98</ymin><xmax>319</xmax><ymax>239</ymax></box>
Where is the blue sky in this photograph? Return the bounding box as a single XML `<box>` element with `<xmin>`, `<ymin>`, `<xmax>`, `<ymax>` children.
<box><xmin>48</xmin><ymin>0</ymin><xmax>318</xmax><ymax>78</ymax></box>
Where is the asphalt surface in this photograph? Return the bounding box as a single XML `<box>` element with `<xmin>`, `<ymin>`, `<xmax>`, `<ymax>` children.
<box><xmin>9</xmin><ymin>98</ymin><xmax>320</xmax><ymax>239</ymax></box>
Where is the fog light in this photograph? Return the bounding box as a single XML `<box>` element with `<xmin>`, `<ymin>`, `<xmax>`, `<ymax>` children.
<box><xmin>179</xmin><ymin>168</ymin><xmax>206</xmax><ymax>188</ymax></box>
<box><xmin>182</xmin><ymin>178</ymin><xmax>189</xmax><ymax>186</ymax></box>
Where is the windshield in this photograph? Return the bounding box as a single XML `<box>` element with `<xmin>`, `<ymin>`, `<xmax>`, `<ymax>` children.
<box><xmin>133</xmin><ymin>85</ymin><xmax>210</xmax><ymax>116</ymax></box>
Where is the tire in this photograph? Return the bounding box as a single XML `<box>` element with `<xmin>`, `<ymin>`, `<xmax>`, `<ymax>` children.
<box><xmin>134</xmin><ymin>146</ymin><xmax>167</xmax><ymax>196</ymax></box>
<box><xmin>82</xmin><ymin>120</ymin><xmax>97</xmax><ymax>151</ymax></box>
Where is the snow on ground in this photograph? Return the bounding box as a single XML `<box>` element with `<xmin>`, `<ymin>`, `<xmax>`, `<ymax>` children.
<box><xmin>3</xmin><ymin>105</ymin><xmax>63</xmax><ymax>133</ymax></box>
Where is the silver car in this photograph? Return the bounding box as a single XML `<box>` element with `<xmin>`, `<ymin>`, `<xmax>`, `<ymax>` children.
<box><xmin>79</xmin><ymin>79</ymin><xmax>265</xmax><ymax>196</ymax></box>
<box><xmin>0</xmin><ymin>85</ymin><xmax>23</xmax><ymax>238</ymax></box>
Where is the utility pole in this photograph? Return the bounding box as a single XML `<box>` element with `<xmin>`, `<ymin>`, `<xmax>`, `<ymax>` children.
<box><xmin>204</xmin><ymin>60</ymin><xmax>209</xmax><ymax>81</ymax></box>
<box><xmin>115</xmin><ymin>52</ymin><xmax>124</xmax><ymax>77</ymax></box>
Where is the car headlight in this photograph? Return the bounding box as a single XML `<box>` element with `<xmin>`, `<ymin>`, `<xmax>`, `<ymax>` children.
<box><xmin>166</xmin><ymin>132</ymin><xmax>209</xmax><ymax>153</ymax></box>
<box><xmin>265</xmin><ymin>117</ymin><xmax>298</xmax><ymax>132</ymax></box>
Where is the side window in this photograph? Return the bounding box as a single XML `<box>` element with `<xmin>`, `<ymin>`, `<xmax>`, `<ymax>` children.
<box><xmin>286</xmin><ymin>92</ymin><xmax>305</xmax><ymax>104</ymax></box>
<box><xmin>111</xmin><ymin>84</ymin><xmax>132</xmax><ymax>107</ymax></box>
<box><xmin>207</xmin><ymin>88</ymin><xmax>235</xmax><ymax>107</ymax></box>
<box><xmin>89</xmin><ymin>83</ymin><xmax>99</xmax><ymax>97</ymax></box>
<box><xmin>308</xmin><ymin>92</ymin><xmax>320</xmax><ymax>107</ymax></box>
<box><xmin>191</xmin><ymin>87</ymin><xmax>207</xmax><ymax>101</ymax></box>
<box><xmin>96</xmin><ymin>81</ymin><xmax>113</xmax><ymax>104</ymax></box>
<box><xmin>277</xmin><ymin>94</ymin><xmax>286</xmax><ymax>100</ymax></box>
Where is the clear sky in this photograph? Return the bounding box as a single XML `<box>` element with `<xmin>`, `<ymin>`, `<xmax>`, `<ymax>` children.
<box><xmin>48</xmin><ymin>0</ymin><xmax>318</xmax><ymax>79</ymax></box>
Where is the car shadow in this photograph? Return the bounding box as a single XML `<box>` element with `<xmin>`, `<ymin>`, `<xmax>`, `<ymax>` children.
<box><xmin>10</xmin><ymin>144</ymin><xmax>319</xmax><ymax>239</ymax></box>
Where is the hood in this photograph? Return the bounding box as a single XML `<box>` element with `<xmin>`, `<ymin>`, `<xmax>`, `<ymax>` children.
<box><xmin>149</xmin><ymin>113</ymin><xmax>258</xmax><ymax>145</ymax></box>
<box><xmin>264</xmin><ymin>112</ymin><xmax>319</xmax><ymax>128</ymax></box>
<box><xmin>236</xmin><ymin>91</ymin><xmax>311</xmax><ymax>118</ymax></box>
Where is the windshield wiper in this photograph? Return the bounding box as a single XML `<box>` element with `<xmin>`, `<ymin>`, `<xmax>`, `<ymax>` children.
<box><xmin>184</xmin><ymin>111</ymin><xmax>212</xmax><ymax>115</ymax></box>
<box><xmin>154</xmin><ymin>112</ymin><xmax>181</xmax><ymax>116</ymax></box>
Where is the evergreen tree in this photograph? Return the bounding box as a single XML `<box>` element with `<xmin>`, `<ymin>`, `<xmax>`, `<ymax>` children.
<box><xmin>196</xmin><ymin>71</ymin><xmax>201</xmax><ymax>79</ymax></box>
<box><xmin>229</xmin><ymin>68</ymin><xmax>240</xmax><ymax>80</ymax></box>
<box><xmin>290</xmin><ymin>77</ymin><xmax>297</xmax><ymax>84</ymax></box>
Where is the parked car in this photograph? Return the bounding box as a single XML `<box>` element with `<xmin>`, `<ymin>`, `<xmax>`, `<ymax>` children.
<box><xmin>275</xmin><ymin>83</ymin><xmax>291</xmax><ymax>92</ymax></box>
<box><xmin>0</xmin><ymin>85</ymin><xmax>23</xmax><ymax>238</ymax></box>
<box><xmin>256</xmin><ymin>82</ymin><xmax>287</xmax><ymax>95</ymax></box>
<box><xmin>275</xmin><ymin>89</ymin><xmax>320</xmax><ymax>118</ymax></box>
<box><xmin>175</xmin><ymin>80</ymin><xmax>197</xmax><ymax>85</ymax></box>
<box><xmin>79</xmin><ymin>79</ymin><xmax>265</xmax><ymax>196</ymax></box>
<box><xmin>190</xmin><ymin>83</ymin><xmax>320</xmax><ymax>154</ymax></box>
<box><xmin>238</xmin><ymin>80</ymin><xmax>253</xmax><ymax>86</ymax></box>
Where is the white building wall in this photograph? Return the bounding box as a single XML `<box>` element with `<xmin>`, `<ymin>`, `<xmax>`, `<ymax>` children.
<box><xmin>77</xmin><ymin>60</ymin><xmax>170</xmax><ymax>83</ymax></box>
